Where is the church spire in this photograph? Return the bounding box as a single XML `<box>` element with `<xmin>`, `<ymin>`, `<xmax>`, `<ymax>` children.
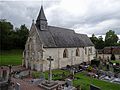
<box><xmin>36</xmin><ymin>6</ymin><xmax>48</xmax><ymax>30</ymax></box>
<box><xmin>37</xmin><ymin>6</ymin><xmax>47</xmax><ymax>21</ymax></box>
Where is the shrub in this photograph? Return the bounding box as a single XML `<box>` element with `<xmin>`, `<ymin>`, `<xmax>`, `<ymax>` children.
<box><xmin>91</xmin><ymin>59</ymin><xmax>100</xmax><ymax>67</ymax></box>
<box><xmin>31</xmin><ymin>71</ymin><xmax>41</xmax><ymax>79</ymax></box>
<box><xmin>87</xmin><ymin>66</ymin><xmax>93</xmax><ymax>72</ymax></box>
<box><xmin>111</xmin><ymin>54</ymin><xmax>115</xmax><ymax>60</ymax></box>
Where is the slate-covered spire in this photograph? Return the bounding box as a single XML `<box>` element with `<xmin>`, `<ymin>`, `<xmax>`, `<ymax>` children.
<box><xmin>36</xmin><ymin>6</ymin><xmax>48</xmax><ymax>30</ymax></box>
<box><xmin>37</xmin><ymin>6</ymin><xmax>47</xmax><ymax>21</ymax></box>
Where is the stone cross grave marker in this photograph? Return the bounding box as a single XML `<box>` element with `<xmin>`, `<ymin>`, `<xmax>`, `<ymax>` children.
<box><xmin>47</xmin><ymin>56</ymin><xmax>54</xmax><ymax>83</ymax></box>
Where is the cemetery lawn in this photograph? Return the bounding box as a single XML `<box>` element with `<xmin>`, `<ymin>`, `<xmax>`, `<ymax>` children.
<box><xmin>110</xmin><ymin>60</ymin><xmax>120</xmax><ymax>64</ymax></box>
<box><xmin>32</xmin><ymin>69</ymin><xmax>70</xmax><ymax>80</ymax></box>
<box><xmin>73</xmin><ymin>72</ymin><xmax>120</xmax><ymax>90</ymax></box>
<box><xmin>33</xmin><ymin>70</ymin><xmax>120</xmax><ymax>90</ymax></box>
<box><xmin>44</xmin><ymin>69</ymin><xmax>70</xmax><ymax>80</ymax></box>
<box><xmin>0</xmin><ymin>49</ymin><xmax>23</xmax><ymax>66</ymax></box>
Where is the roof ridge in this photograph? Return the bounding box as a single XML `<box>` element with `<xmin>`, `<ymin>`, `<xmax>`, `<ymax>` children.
<box><xmin>48</xmin><ymin>25</ymin><xmax>74</xmax><ymax>31</ymax></box>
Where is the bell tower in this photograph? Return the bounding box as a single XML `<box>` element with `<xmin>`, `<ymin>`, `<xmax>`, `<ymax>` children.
<box><xmin>36</xmin><ymin>6</ymin><xmax>48</xmax><ymax>30</ymax></box>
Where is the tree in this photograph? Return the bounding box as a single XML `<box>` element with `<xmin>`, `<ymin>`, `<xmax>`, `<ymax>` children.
<box><xmin>96</xmin><ymin>36</ymin><xmax>105</xmax><ymax>49</ymax></box>
<box><xmin>0</xmin><ymin>19</ymin><xmax>14</xmax><ymax>50</ymax></box>
<box><xmin>0</xmin><ymin>20</ymin><xmax>29</xmax><ymax>50</ymax></box>
<box><xmin>105</xmin><ymin>30</ymin><xmax>118</xmax><ymax>46</ymax></box>
<box><xmin>90</xmin><ymin>34</ymin><xmax>98</xmax><ymax>46</ymax></box>
<box><xmin>90</xmin><ymin>34</ymin><xmax>105</xmax><ymax>49</ymax></box>
<box><xmin>111</xmin><ymin>54</ymin><xmax>115</xmax><ymax>60</ymax></box>
<box><xmin>14</xmin><ymin>24</ymin><xmax>29</xmax><ymax>49</ymax></box>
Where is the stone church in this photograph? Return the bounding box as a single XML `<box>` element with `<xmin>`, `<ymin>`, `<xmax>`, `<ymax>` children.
<box><xmin>23</xmin><ymin>6</ymin><xmax>96</xmax><ymax>71</ymax></box>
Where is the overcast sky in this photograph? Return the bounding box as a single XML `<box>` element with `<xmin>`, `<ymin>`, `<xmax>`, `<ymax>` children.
<box><xmin>0</xmin><ymin>0</ymin><xmax>120</xmax><ymax>37</ymax></box>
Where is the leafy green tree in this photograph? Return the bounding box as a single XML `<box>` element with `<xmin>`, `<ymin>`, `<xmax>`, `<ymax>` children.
<box><xmin>111</xmin><ymin>54</ymin><xmax>115</xmax><ymax>60</ymax></box>
<box><xmin>0</xmin><ymin>19</ymin><xmax>14</xmax><ymax>50</ymax></box>
<box><xmin>0</xmin><ymin>20</ymin><xmax>29</xmax><ymax>50</ymax></box>
<box><xmin>90</xmin><ymin>34</ymin><xmax>105</xmax><ymax>49</ymax></box>
<box><xmin>105</xmin><ymin>30</ymin><xmax>118</xmax><ymax>46</ymax></box>
<box><xmin>14</xmin><ymin>24</ymin><xmax>29</xmax><ymax>49</ymax></box>
<box><xmin>90</xmin><ymin>34</ymin><xmax>98</xmax><ymax>45</ymax></box>
<box><xmin>96</xmin><ymin>36</ymin><xmax>105</xmax><ymax>49</ymax></box>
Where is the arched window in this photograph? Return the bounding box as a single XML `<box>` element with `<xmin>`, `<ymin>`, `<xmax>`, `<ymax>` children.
<box><xmin>89</xmin><ymin>47</ymin><xmax>92</xmax><ymax>54</ymax></box>
<box><xmin>63</xmin><ymin>49</ymin><xmax>68</xmax><ymax>58</ymax></box>
<box><xmin>76</xmin><ymin>48</ymin><xmax>80</xmax><ymax>56</ymax></box>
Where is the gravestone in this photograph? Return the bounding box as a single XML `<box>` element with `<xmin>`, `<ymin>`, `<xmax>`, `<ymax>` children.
<box><xmin>15</xmin><ymin>83</ymin><xmax>20</xmax><ymax>90</ymax></box>
<box><xmin>0</xmin><ymin>81</ymin><xmax>9</xmax><ymax>90</ymax></box>
<box><xmin>118</xmin><ymin>73</ymin><xmax>120</xmax><ymax>78</ymax></box>
<box><xmin>90</xmin><ymin>84</ymin><xmax>101</xmax><ymax>90</ymax></box>
<box><xmin>39</xmin><ymin>56</ymin><xmax>59</xmax><ymax>90</ymax></box>
<box><xmin>66</xmin><ymin>79</ymin><xmax>72</xmax><ymax>87</ymax></box>
<box><xmin>3</xmin><ymin>70</ymin><xmax>7</xmax><ymax>80</ymax></box>
<box><xmin>40</xmin><ymin>73</ymin><xmax>45</xmax><ymax>81</ymax></box>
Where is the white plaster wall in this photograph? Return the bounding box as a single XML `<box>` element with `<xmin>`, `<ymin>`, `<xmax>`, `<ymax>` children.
<box><xmin>116</xmin><ymin>55</ymin><xmax>120</xmax><ymax>60</ymax></box>
<box><xmin>42</xmin><ymin>47</ymin><xmax>95</xmax><ymax>71</ymax></box>
<box><xmin>84</xmin><ymin>46</ymin><xmax>95</xmax><ymax>62</ymax></box>
<box><xmin>24</xmin><ymin>37</ymin><xmax>95</xmax><ymax>71</ymax></box>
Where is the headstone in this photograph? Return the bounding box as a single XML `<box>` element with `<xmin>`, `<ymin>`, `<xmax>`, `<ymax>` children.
<box><xmin>118</xmin><ymin>73</ymin><xmax>120</xmax><ymax>78</ymax></box>
<box><xmin>3</xmin><ymin>70</ymin><xmax>7</xmax><ymax>80</ymax></box>
<box><xmin>90</xmin><ymin>84</ymin><xmax>101</xmax><ymax>90</ymax></box>
<box><xmin>66</xmin><ymin>79</ymin><xmax>72</xmax><ymax>87</ymax></box>
<box><xmin>108</xmin><ymin>71</ymin><xmax>114</xmax><ymax>77</ymax></box>
<box><xmin>39</xmin><ymin>56</ymin><xmax>59</xmax><ymax>90</ymax></box>
<box><xmin>40</xmin><ymin>73</ymin><xmax>45</xmax><ymax>81</ymax></box>
<box><xmin>0</xmin><ymin>82</ymin><xmax>8</xmax><ymax>90</ymax></box>
<box><xmin>47</xmin><ymin>56</ymin><xmax>54</xmax><ymax>83</ymax></box>
<box><xmin>15</xmin><ymin>83</ymin><xmax>20</xmax><ymax>90</ymax></box>
<box><xmin>106</xmin><ymin>64</ymin><xmax>109</xmax><ymax>70</ymax></box>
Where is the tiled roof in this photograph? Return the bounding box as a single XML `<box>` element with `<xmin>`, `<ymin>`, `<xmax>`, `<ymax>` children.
<box><xmin>97</xmin><ymin>46</ymin><xmax>120</xmax><ymax>54</ymax></box>
<box><xmin>37</xmin><ymin>25</ymin><xmax>94</xmax><ymax>48</ymax></box>
<box><xmin>35</xmin><ymin>6</ymin><xmax>94</xmax><ymax>48</ymax></box>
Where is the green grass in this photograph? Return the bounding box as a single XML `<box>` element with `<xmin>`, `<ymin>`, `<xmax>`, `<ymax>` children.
<box><xmin>44</xmin><ymin>69</ymin><xmax>70</xmax><ymax>80</ymax></box>
<box><xmin>73</xmin><ymin>72</ymin><xmax>120</xmax><ymax>90</ymax></box>
<box><xmin>31</xmin><ymin>71</ymin><xmax>41</xmax><ymax>79</ymax></box>
<box><xmin>110</xmin><ymin>60</ymin><xmax>120</xmax><ymax>64</ymax></box>
<box><xmin>31</xmin><ymin>69</ymin><xmax>70</xmax><ymax>80</ymax></box>
<box><xmin>31</xmin><ymin>70</ymin><xmax>120</xmax><ymax>90</ymax></box>
<box><xmin>0</xmin><ymin>49</ymin><xmax>23</xmax><ymax>66</ymax></box>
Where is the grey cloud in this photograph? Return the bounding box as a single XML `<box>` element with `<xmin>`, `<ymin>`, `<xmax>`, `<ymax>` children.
<box><xmin>0</xmin><ymin>0</ymin><xmax>120</xmax><ymax>36</ymax></box>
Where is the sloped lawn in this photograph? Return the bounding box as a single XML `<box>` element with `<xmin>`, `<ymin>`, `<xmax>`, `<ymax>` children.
<box><xmin>31</xmin><ymin>70</ymin><xmax>120</xmax><ymax>90</ymax></box>
<box><xmin>0</xmin><ymin>49</ymin><xmax>23</xmax><ymax>66</ymax></box>
<box><xmin>73</xmin><ymin>72</ymin><xmax>120</xmax><ymax>90</ymax></box>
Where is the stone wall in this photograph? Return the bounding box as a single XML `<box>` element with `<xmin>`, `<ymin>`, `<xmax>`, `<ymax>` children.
<box><xmin>41</xmin><ymin>46</ymin><xmax>95</xmax><ymax>71</ymax></box>
<box><xmin>97</xmin><ymin>54</ymin><xmax>120</xmax><ymax>61</ymax></box>
<box><xmin>23</xmin><ymin>24</ymin><xmax>96</xmax><ymax>71</ymax></box>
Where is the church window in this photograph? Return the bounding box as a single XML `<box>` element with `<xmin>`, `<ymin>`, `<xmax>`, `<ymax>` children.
<box><xmin>89</xmin><ymin>47</ymin><xmax>92</xmax><ymax>54</ymax></box>
<box><xmin>76</xmin><ymin>48</ymin><xmax>80</xmax><ymax>56</ymax></box>
<box><xmin>63</xmin><ymin>49</ymin><xmax>68</xmax><ymax>58</ymax></box>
